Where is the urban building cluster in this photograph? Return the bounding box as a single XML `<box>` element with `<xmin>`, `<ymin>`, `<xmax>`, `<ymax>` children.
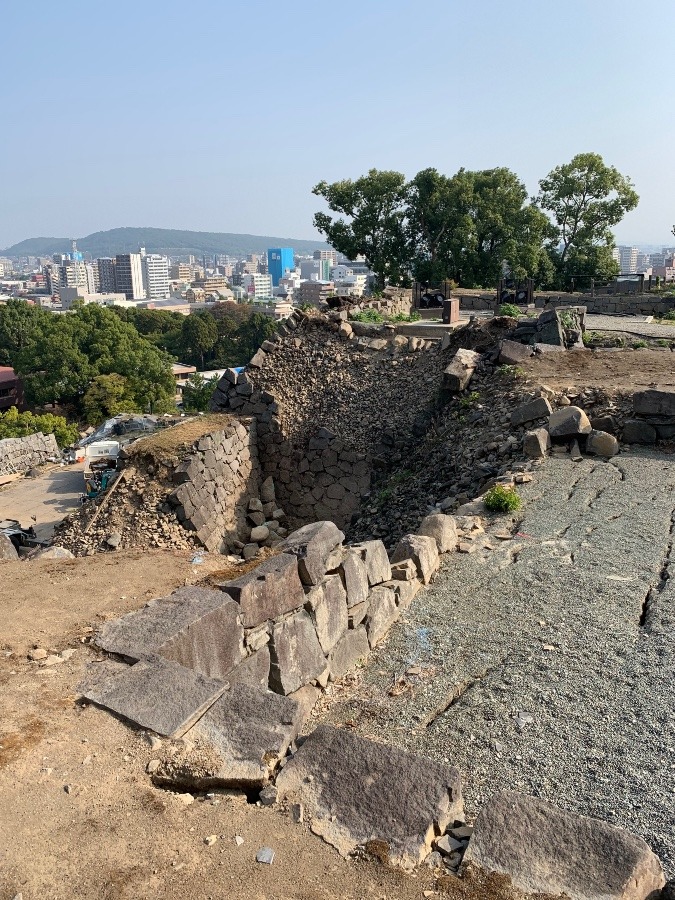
<box><xmin>613</xmin><ymin>245</ymin><xmax>675</xmax><ymax>282</ymax></box>
<box><xmin>0</xmin><ymin>243</ymin><xmax>375</xmax><ymax>319</ymax></box>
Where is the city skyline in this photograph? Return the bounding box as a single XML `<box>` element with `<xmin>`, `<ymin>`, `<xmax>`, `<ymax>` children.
<box><xmin>2</xmin><ymin>0</ymin><xmax>675</xmax><ymax>249</ymax></box>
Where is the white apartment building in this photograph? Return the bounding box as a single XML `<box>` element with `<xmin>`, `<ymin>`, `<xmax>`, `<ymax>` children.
<box><xmin>115</xmin><ymin>253</ymin><xmax>146</xmax><ymax>300</ymax></box>
<box><xmin>59</xmin><ymin>288</ymin><xmax>131</xmax><ymax>309</ymax></box>
<box><xmin>617</xmin><ymin>246</ymin><xmax>638</xmax><ymax>274</ymax></box>
<box><xmin>334</xmin><ymin>273</ymin><xmax>367</xmax><ymax>298</ymax></box>
<box><xmin>241</xmin><ymin>272</ymin><xmax>273</xmax><ymax>299</ymax></box>
<box><xmin>142</xmin><ymin>253</ymin><xmax>170</xmax><ymax>300</ymax></box>
<box><xmin>58</xmin><ymin>259</ymin><xmax>96</xmax><ymax>294</ymax></box>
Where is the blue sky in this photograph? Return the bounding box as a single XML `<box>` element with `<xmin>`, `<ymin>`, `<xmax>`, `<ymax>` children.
<box><xmin>2</xmin><ymin>0</ymin><xmax>673</xmax><ymax>248</ymax></box>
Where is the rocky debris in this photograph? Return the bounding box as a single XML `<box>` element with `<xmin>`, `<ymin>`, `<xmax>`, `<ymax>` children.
<box><xmin>417</xmin><ymin>514</ymin><xmax>458</xmax><ymax>553</ymax></box>
<box><xmin>275</xmin><ymin>724</ymin><xmax>463</xmax><ymax>870</ymax></box>
<box><xmin>152</xmin><ymin>684</ymin><xmax>306</xmax><ymax>790</ymax></box>
<box><xmin>391</xmin><ymin>534</ymin><xmax>440</xmax><ymax>585</ymax></box>
<box><xmin>279</xmin><ymin>520</ymin><xmax>344</xmax><ymax>586</ymax></box>
<box><xmin>30</xmin><ymin>545</ymin><xmax>75</xmax><ymax>560</ymax></box>
<box><xmin>0</xmin><ymin>533</ymin><xmax>19</xmax><ymax>561</ymax></box>
<box><xmin>256</xmin><ymin>847</ymin><xmax>275</xmax><ymax>865</ymax></box>
<box><xmin>510</xmin><ymin>397</ymin><xmax>552</xmax><ymax>427</ymax></box>
<box><xmin>442</xmin><ymin>348</ymin><xmax>482</xmax><ymax>392</ymax></box>
<box><xmin>586</xmin><ymin>429</ymin><xmax>620</xmax><ymax>458</ymax></box>
<box><xmin>462</xmin><ymin>790</ymin><xmax>665</xmax><ymax>900</ymax></box>
<box><xmin>218</xmin><ymin>553</ymin><xmax>305</xmax><ymax>629</ymax></box>
<box><xmin>82</xmin><ymin>656</ymin><xmax>228</xmax><ymax>739</ymax></box>
<box><xmin>510</xmin><ymin>305</ymin><xmax>586</xmax><ymax>349</ymax></box>
<box><xmin>548</xmin><ymin>405</ymin><xmax>592</xmax><ymax>438</ymax></box>
<box><xmin>523</xmin><ymin>427</ymin><xmax>550</xmax><ymax>459</ymax></box>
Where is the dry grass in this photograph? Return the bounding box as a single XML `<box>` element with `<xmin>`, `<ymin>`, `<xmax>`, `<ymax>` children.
<box><xmin>125</xmin><ymin>414</ymin><xmax>232</xmax><ymax>459</ymax></box>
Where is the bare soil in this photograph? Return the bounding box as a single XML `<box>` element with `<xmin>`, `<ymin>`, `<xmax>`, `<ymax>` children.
<box><xmin>0</xmin><ymin>549</ymin><xmax>540</xmax><ymax>900</ymax></box>
<box><xmin>126</xmin><ymin>414</ymin><xmax>233</xmax><ymax>460</ymax></box>
<box><xmin>521</xmin><ymin>347</ymin><xmax>675</xmax><ymax>391</ymax></box>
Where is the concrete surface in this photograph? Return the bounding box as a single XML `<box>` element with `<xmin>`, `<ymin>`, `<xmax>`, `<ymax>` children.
<box><xmin>0</xmin><ymin>464</ymin><xmax>84</xmax><ymax>540</ymax></box>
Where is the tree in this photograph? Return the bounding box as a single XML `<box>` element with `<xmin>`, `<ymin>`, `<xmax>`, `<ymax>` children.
<box><xmin>82</xmin><ymin>374</ymin><xmax>137</xmax><ymax>425</ymax></box>
<box><xmin>538</xmin><ymin>152</ymin><xmax>639</xmax><ymax>287</ymax></box>
<box><xmin>313</xmin><ymin>169</ymin><xmax>409</xmax><ymax>289</ymax></box>
<box><xmin>181</xmin><ymin>373</ymin><xmax>219</xmax><ymax>412</ymax></box>
<box><xmin>179</xmin><ymin>313</ymin><xmax>219</xmax><ymax>368</ymax></box>
<box><xmin>0</xmin><ymin>406</ymin><xmax>78</xmax><ymax>446</ymax></box>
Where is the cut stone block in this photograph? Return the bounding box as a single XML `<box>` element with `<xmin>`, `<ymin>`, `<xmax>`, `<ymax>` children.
<box><xmin>218</xmin><ymin>553</ymin><xmax>304</xmax><ymax>628</ymax></box>
<box><xmin>328</xmin><ymin>626</ymin><xmax>370</xmax><ymax>679</ymax></box>
<box><xmin>389</xmin><ymin>579</ymin><xmax>422</xmax><ymax>610</ymax></box>
<box><xmin>462</xmin><ymin>791</ymin><xmax>665</xmax><ymax>900</ymax></box>
<box><xmin>364</xmin><ymin>585</ymin><xmax>399</xmax><ymax>647</ymax></box>
<box><xmin>0</xmin><ymin>534</ymin><xmax>19</xmax><ymax>561</ymax></box>
<box><xmin>226</xmin><ymin>647</ymin><xmax>271</xmax><ymax>689</ymax></box>
<box><xmin>82</xmin><ymin>656</ymin><xmax>227</xmax><ymax>738</ymax></box>
<box><xmin>417</xmin><ymin>514</ymin><xmax>457</xmax><ymax>553</ymax></box>
<box><xmin>347</xmin><ymin>600</ymin><xmax>369</xmax><ymax>628</ymax></box>
<box><xmin>523</xmin><ymin>427</ymin><xmax>551</xmax><ymax>459</ymax></box>
<box><xmin>548</xmin><ymin>405</ymin><xmax>592</xmax><ymax>438</ymax></box>
<box><xmin>304</xmin><ymin>575</ymin><xmax>348</xmax><ymax>654</ymax></box>
<box><xmin>276</xmin><ymin>724</ymin><xmax>463</xmax><ymax>870</ymax></box>
<box><xmin>633</xmin><ymin>387</ymin><xmax>675</xmax><ymax>417</ymax></box>
<box><xmin>623</xmin><ymin>419</ymin><xmax>657</xmax><ymax>445</ymax></box>
<box><xmin>269</xmin><ymin>609</ymin><xmax>327</xmax><ymax>695</ymax></box>
<box><xmin>498</xmin><ymin>339</ymin><xmax>533</xmax><ymax>365</ymax></box>
<box><xmin>586</xmin><ymin>429</ymin><xmax>619</xmax><ymax>458</ymax></box>
<box><xmin>510</xmin><ymin>397</ymin><xmax>552</xmax><ymax>427</ymax></box>
<box><xmin>96</xmin><ymin>587</ymin><xmax>244</xmax><ymax>679</ymax></box>
<box><xmin>279</xmin><ymin>521</ymin><xmax>345</xmax><ymax>586</ymax></box>
<box><xmin>442</xmin><ymin>348</ymin><xmax>481</xmax><ymax>392</ymax></box>
<box><xmin>391</xmin><ymin>559</ymin><xmax>418</xmax><ymax>581</ymax></box>
<box><xmin>390</xmin><ymin>534</ymin><xmax>439</xmax><ymax>585</ymax></box>
<box><xmin>339</xmin><ymin>549</ymin><xmax>370</xmax><ymax>606</ymax></box>
<box><xmin>350</xmin><ymin>540</ymin><xmax>391</xmax><ymax>586</ymax></box>
<box><xmin>153</xmin><ymin>683</ymin><xmax>304</xmax><ymax>790</ymax></box>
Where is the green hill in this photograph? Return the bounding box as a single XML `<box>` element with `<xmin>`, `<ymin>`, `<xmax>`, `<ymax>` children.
<box><xmin>4</xmin><ymin>227</ymin><xmax>329</xmax><ymax>258</ymax></box>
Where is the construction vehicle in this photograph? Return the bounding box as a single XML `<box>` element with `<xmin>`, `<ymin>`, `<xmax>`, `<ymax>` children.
<box><xmin>0</xmin><ymin>518</ymin><xmax>44</xmax><ymax>552</ymax></box>
<box><xmin>82</xmin><ymin>441</ymin><xmax>120</xmax><ymax>501</ymax></box>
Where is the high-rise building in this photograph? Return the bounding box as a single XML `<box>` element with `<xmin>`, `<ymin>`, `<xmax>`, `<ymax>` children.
<box><xmin>170</xmin><ymin>263</ymin><xmax>193</xmax><ymax>282</ymax></box>
<box><xmin>115</xmin><ymin>253</ymin><xmax>146</xmax><ymax>300</ymax></box>
<box><xmin>267</xmin><ymin>248</ymin><xmax>294</xmax><ymax>286</ymax></box>
<box><xmin>313</xmin><ymin>249</ymin><xmax>337</xmax><ymax>267</ymax></box>
<box><xmin>97</xmin><ymin>258</ymin><xmax>117</xmax><ymax>292</ymax></box>
<box><xmin>142</xmin><ymin>254</ymin><xmax>170</xmax><ymax>299</ymax></box>
<box><xmin>617</xmin><ymin>246</ymin><xmax>638</xmax><ymax>274</ymax></box>
<box><xmin>59</xmin><ymin>259</ymin><xmax>95</xmax><ymax>294</ymax></box>
<box><xmin>241</xmin><ymin>273</ymin><xmax>273</xmax><ymax>299</ymax></box>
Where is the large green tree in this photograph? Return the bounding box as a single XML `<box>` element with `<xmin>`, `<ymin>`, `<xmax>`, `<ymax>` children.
<box><xmin>179</xmin><ymin>312</ymin><xmax>219</xmax><ymax>368</ymax></box>
<box><xmin>313</xmin><ymin>169</ymin><xmax>409</xmax><ymax>289</ymax></box>
<box><xmin>538</xmin><ymin>152</ymin><xmax>639</xmax><ymax>286</ymax></box>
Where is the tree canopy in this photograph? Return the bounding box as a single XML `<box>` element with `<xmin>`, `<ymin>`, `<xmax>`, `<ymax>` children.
<box><xmin>313</xmin><ymin>154</ymin><xmax>638</xmax><ymax>290</ymax></box>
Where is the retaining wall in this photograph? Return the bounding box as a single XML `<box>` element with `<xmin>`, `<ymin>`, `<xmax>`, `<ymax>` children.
<box><xmin>0</xmin><ymin>432</ymin><xmax>59</xmax><ymax>476</ymax></box>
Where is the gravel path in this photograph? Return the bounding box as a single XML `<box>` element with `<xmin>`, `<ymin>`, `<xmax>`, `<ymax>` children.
<box><xmin>322</xmin><ymin>451</ymin><xmax>675</xmax><ymax>874</ymax></box>
<box><xmin>585</xmin><ymin>314</ymin><xmax>675</xmax><ymax>339</ymax></box>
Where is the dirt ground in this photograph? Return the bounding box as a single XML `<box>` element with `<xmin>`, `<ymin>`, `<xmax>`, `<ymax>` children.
<box><xmin>0</xmin><ymin>549</ymin><xmax>538</xmax><ymax>900</ymax></box>
<box><xmin>521</xmin><ymin>347</ymin><xmax>675</xmax><ymax>391</ymax></box>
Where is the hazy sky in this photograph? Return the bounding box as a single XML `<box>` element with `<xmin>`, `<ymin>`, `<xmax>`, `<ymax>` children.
<box><xmin>2</xmin><ymin>0</ymin><xmax>674</xmax><ymax>249</ymax></box>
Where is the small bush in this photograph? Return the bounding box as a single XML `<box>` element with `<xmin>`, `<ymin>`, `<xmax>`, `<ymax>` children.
<box><xmin>483</xmin><ymin>484</ymin><xmax>522</xmax><ymax>513</ymax></box>
<box><xmin>631</xmin><ymin>340</ymin><xmax>648</xmax><ymax>349</ymax></box>
<box><xmin>499</xmin><ymin>303</ymin><xmax>521</xmax><ymax>317</ymax></box>
<box><xmin>662</xmin><ymin>309</ymin><xmax>675</xmax><ymax>321</ymax></box>
<box><xmin>351</xmin><ymin>309</ymin><xmax>385</xmax><ymax>323</ymax></box>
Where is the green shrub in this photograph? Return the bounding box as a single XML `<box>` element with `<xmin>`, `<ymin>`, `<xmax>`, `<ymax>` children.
<box><xmin>483</xmin><ymin>483</ymin><xmax>522</xmax><ymax>513</ymax></box>
<box><xmin>662</xmin><ymin>309</ymin><xmax>675</xmax><ymax>321</ymax></box>
<box><xmin>0</xmin><ymin>406</ymin><xmax>78</xmax><ymax>447</ymax></box>
<box><xmin>350</xmin><ymin>309</ymin><xmax>385</xmax><ymax>323</ymax></box>
<box><xmin>631</xmin><ymin>340</ymin><xmax>648</xmax><ymax>349</ymax></box>
<box><xmin>499</xmin><ymin>303</ymin><xmax>521</xmax><ymax>317</ymax></box>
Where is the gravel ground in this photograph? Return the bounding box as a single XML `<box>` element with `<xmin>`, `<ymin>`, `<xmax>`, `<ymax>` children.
<box><xmin>585</xmin><ymin>314</ymin><xmax>675</xmax><ymax>338</ymax></box>
<box><xmin>321</xmin><ymin>451</ymin><xmax>675</xmax><ymax>874</ymax></box>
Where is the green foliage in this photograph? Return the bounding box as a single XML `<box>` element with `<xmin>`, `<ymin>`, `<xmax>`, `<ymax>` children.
<box><xmin>483</xmin><ymin>484</ymin><xmax>522</xmax><ymax>513</ymax></box>
<box><xmin>661</xmin><ymin>309</ymin><xmax>675</xmax><ymax>321</ymax></box>
<box><xmin>350</xmin><ymin>309</ymin><xmax>385</xmax><ymax>323</ymax></box>
<box><xmin>313</xmin><ymin>170</ymin><xmax>409</xmax><ymax>290</ymax></box>
<box><xmin>181</xmin><ymin>373</ymin><xmax>219</xmax><ymax>412</ymax></box>
<box><xmin>82</xmin><ymin>374</ymin><xmax>138</xmax><ymax>425</ymax></box>
<box><xmin>631</xmin><ymin>339</ymin><xmax>648</xmax><ymax>349</ymax></box>
<box><xmin>390</xmin><ymin>311</ymin><xmax>421</xmax><ymax>322</ymax></box>
<box><xmin>538</xmin><ymin>152</ymin><xmax>639</xmax><ymax>288</ymax></box>
<box><xmin>0</xmin><ymin>406</ymin><xmax>78</xmax><ymax>447</ymax></box>
<box><xmin>499</xmin><ymin>303</ymin><xmax>521</xmax><ymax>317</ymax></box>
<box><xmin>459</xmin><ymin>391</ymin><xmax>480</xmax><ymax>409</ymax></box>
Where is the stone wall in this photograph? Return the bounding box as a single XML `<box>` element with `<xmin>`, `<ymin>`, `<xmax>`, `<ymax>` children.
<box><xmin>534</xmin><ymin>292</ymin><xmax>675</xmax><ymax>316</ymax></box>
<box><xmin>0</xmin><ymin>431</ymin><xmax>59</xmax><ymax>476</ymax></box>
<box><xmin>210</xmin><ymin>310</ymin><xmax>454</xmax><ymax>530</ymax></box>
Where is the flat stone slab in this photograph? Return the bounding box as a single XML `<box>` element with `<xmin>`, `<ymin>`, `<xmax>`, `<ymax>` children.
<box><xmin>226</xmin><ymin>646</ymin><xmax>271</xmax><ymax>689</ymax></box>
<box><xmin>350</xmin><ymin>540</ymin><xmax>392</xmax><ymax>586</ymax></box>
<box><xmin>634</xmin><ymin>387</ymin><xmax>675</xmax><ymax>417</ymax></box>
<box><xmin>510</xmin><ymin>397</ymin><xmax>552</xmax><ymax>427</ymax></box>
<box><xmin>279</xmin><ymin>521</ymin><xmax>345</xmax><ymax>586</ymax></box>
<box><xmin>364</xmin><ymin>585</ymin><xmax>399</xmax><ymax>647</ymax></box>
<box><xmin>269</xmin><ymin>609</ymin><xmax>327</xmax><ymax>695</ymax></box>
<box><xmin>218</xmin><ymin>553</ymin><xmax>305</xmax><ymax>628</ymax></box>
<box><xmin>462</xmin><ymin>791</ymin><xmax>665</xmax><ymax>900</ymax></box>
<box><xmin>304</xmin><ymin>575</ymin><xmax>349</xmax><ymax>654</ymax></box>
<box><xmin>82</xmin><ymin>656</ymin><xmax>227</xmax><ymax>738</ymax></box>
<box><xmin>328</xmin><ymin>627</ymin><xmax>370</xmax><ymax>680</ymax></box>
<box><xmin>339</xmin><ymin>550</ymin><xmax>369</xmax><ymax>607</ymax></box>
<box><xmin>153</xmin><ymin>683</ymin><xmax>304</xmax><ymax>790</ymax></box>
<box><xmin>276</xmin><ymin>724</ymin><xmax>463</xmax><ymax>870</ymax></box>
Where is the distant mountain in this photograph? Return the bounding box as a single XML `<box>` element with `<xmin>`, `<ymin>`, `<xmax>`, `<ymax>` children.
<box><xmin>3</xmin><ymin>227</ymin><xmax>329</xmax><ymax>258</ymax></box>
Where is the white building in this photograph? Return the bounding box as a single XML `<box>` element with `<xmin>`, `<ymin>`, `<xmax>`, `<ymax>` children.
<box><xmin>241</xmin><ymin>273</ymin><xmax>273</xmax><ymax>299</ymax></box>
<box><xmin>115</xmin><ymin>253</ymin><xmax>146</xmax><ymax>300</ymax></box>
<box><xmin>334</xmin><ymin>273</ymin><xmax>367</xmax><ymax>298</ymax></box>
<box><xmin>617</xmin><ymin>246</ymin><xmax>638</xmax><ymax>274</ymax></box>
<box><xmin>59</xmin><ymin>259</ymin><xmax>96</xmax><ymax>294</ymax></box>
<box><xmin>59</xmin><ymin>288</ymin><xmax>132</xmax><ymax>309</ymax></box>
<box><xmin>330</xmin><ymin>264</ymin><xmax>353</xmax><ymax>281</ymax></box>
<box><xmin>142</xmin><ymin>253</ymin><xmax>170</xmax><ymax>300</ymax></box>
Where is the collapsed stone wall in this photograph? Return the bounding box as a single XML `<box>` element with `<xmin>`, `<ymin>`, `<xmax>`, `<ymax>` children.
<box><xmin>0</xmin><ymin>431</ymin><xmax>59</xmax><ymax>476</ymax></box>
<box><xmin>55</xmin><ymin>416</ymin><xmax>268</xmax><ymax>556</ymax></box>
<box><xmin>210</xmin><ymin>310</ymin><xmax>455</xmax><ymax>530</ymax></box>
